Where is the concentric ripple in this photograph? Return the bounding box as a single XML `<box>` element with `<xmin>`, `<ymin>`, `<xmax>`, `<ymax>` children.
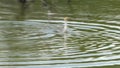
<box><xmin>0</xmin><ymin>19</ymin><xmax>120</xmax><ymax>68</ymax></box>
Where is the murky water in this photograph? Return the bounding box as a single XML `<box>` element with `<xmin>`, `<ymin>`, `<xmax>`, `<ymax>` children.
<box><xmin>0</xmin><ymin>0</ymin><xmax>120</xmax><ymax>68</ymax></box>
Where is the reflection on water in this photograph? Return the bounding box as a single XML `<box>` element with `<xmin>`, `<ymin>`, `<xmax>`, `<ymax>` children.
<box><xmin>0</xmin><ymin>0</ymin><xmax>120</xmax><ymax>68</ymax></box>
<box><xmin>15</xmin><ymin>0</ymin><xmax>27</xmax><ymax>20</ymax></box>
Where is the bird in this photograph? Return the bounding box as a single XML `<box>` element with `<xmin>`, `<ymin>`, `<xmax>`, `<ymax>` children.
<box><xmin>63</xmin><ymin>17</ymin><xmax>70</xmax><ymax>33</ymax></box>
<box><xmin>64</xmin><ymin>17</ymin><xmax>70</xmax><ymax>21</ymax></box>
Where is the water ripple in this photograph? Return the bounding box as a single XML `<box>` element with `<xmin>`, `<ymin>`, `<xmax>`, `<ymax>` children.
<box><xmin>0</xmin><ymin>20</ymin><xmax>120</xmax><ymax>68</ymax></box>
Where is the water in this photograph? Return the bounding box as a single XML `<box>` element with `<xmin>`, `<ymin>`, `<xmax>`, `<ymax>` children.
<box><xmin>0</xmin><ymin>0</ymin><xmax>120</xmax><ymax>68</ymax></box>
